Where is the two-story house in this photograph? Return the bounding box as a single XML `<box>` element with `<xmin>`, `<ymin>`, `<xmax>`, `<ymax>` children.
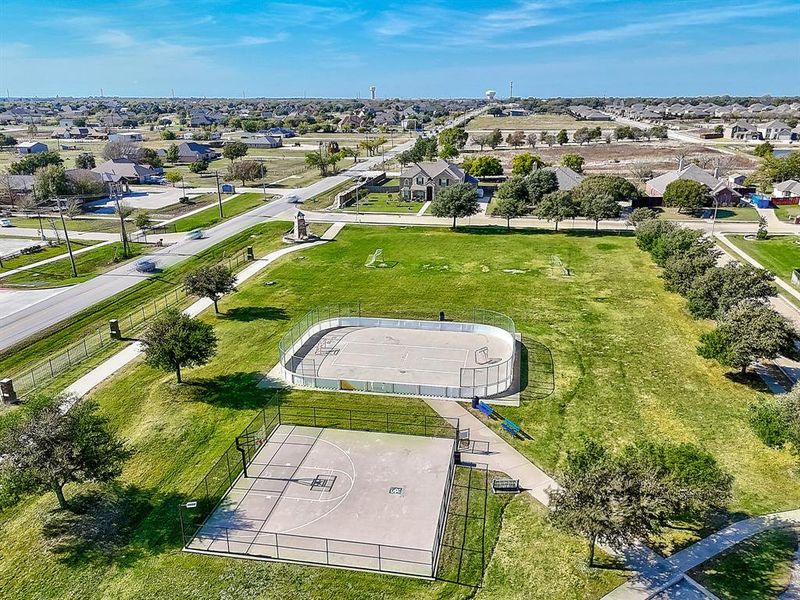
<box><xmin>399</xmin><ymin>160</ymin><xmax>477</xmax><ymax>202</ymax></box>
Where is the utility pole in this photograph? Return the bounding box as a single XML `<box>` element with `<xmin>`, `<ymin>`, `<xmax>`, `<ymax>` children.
<box><xmin>111</xmin><ymin>184</ymin><xmax>130</xmax><ymax>258</ymax></box>
<box><xmin>214</xmin><ymin>170</ymin><xmax>224</xmax><ymax>218</ymax></box>
<box><xmin>30</xmin><ymin>183</ymin><xmax>46</xmax><ymax>241</ymax></box>
<box><xmin>261</xmin><ymin>163</ymin><xmax>268</xmax><ymax>201</ymax></box>
<box><xmin>55</xmin><ymin>198</ymin><xmax>78</xmax><ymax>277</ymax></box>
<box><xmin>509</xmin><ymin>81</ymin><xmax>513</xmax><ymax>99</ymax></box>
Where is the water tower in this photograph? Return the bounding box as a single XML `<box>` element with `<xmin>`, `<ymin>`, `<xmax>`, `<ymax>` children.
<box><xmin>369</xmin><ymin>86</ymin><xmax>376</xmax><ymax>100</ymax></box>
<box><xmin>485</xmin><ymin>90</ymin><xmax>496</xmax><ymax>101</ymax></box>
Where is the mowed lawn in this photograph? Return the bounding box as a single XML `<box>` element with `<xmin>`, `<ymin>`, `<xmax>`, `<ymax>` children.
<box><xmin>0</xmin><ymin>239</ymin><xmax>98</xmax><ymax>272</ymax></box>
<box><xmin>1</xmin><ymin>226</ymin><xmax>797</xmax><ymax>599</ymax></box>
<box><xmin>167</xmin><ymin>192</ymin><xmax>276</xmax><ymax>233</ymax></box>
<box><xmin>0</xmin><ymin>242</ymin><xmax>147</xmax><ymax>288</ymax></box>
<box><xmin>340</xmin><ymin>193</ymin><xmax>424</xmax><ymax>214</ymax></box>
<box><xmin>726</xmin><ymin>234</ymin><xmax>800</xmax><ymax>282</ymax></box>
<box><xmin>658</xmin><ymin>206</ymin><xmax>759</xmax><ymax>222</ymax></box>
<box><xmin>466</xmin><ymin>113</ymin><xmax>583</xmax><ymax>131</ymax></box>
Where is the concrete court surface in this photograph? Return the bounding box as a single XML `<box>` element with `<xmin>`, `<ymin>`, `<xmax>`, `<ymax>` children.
<box><xmin>295</xmin><ymin>326</ymin><xmax>514</xmax><ymax>387</ymax></box>
<box><xmin>188</xmin><ymin>425</ymin><xmax>455</xmax><ymax>577</ymax></box>
<box><xmin>84</xmin><ymin>187</ymin><xmax>205</xmax><ymax>213</ymax></box>
<box><xmin>0</xmin><ymin>237</ymin><xmax>43</xmax><ymax>257</ymax></box>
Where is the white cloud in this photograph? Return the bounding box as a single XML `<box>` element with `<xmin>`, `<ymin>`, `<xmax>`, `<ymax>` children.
<box><xmin>235</xmin><ymin>34</ymin><xmax>288</xmax><ymax>46</ymax></box>
<box><xmin>91</xmin><ymin>30</ymin><xmax>137</xmax><ymax>49</ymax></box>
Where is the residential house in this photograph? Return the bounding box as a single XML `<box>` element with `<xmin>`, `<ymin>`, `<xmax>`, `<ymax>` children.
<box><xmin>645</xmin><ymin>163</ymin><xmax>740</xmax><ymax>205</ymax></box>
<box><xmin>108</xmin><ymin>131</ymin><xmax>144</xmax><ymax>143</ymax></box>
<box><xmin>758</xmin><ymin>120</ymin><xmax>796</xmax><ymax>141</ymax></box>
<box><xmin>16</xmin><ymin>141</ymin><xmax>48</xmax><ymax>154</ymax></box>
<box><xmin>726</xmin><ymin>121</ymin><xmax>759</xmax><ymax>140</ymax></box>
<box><xmin>544</xmin><ymin>166</ymin><xmax>584</xmax><ymax>191</ymax></box>
<box><xmin>52</xmin><ymin>126</ymin><xmax>89</xmax><ymax>139</ymax></box>
<box><xmin>338</xmin><ymin>114</ymin><xmax>363</xmax><ymax>130</ymax></box>
<box><xmin>263</xmin><ymin>127</ymin><xmax>296</xmax><ymax>138</ymax></box>
<box><xmin>177</xmin><ymin>142</ymin><xmax>220</xmax><ymax>163</ymax></box>
<box><xmin>240</xmin><ymin>134</ymin><xmax>282</xmax><ymax>149</ymax></box>
<box><xmin>92</xmin><ymin>159</ymin><xmax>158</xmax><ymax>185</ymax></box>
<box><xmin>399</xmin><ymin>160</ymin><xmax>477</xmax><ymax>202</ymax></box>
<box><xmin>772</xmin><ymin>180</ymin><xmax>800</xmax><ymax>201</ymax></box>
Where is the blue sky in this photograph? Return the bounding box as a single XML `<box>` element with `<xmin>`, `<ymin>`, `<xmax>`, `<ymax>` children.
<box><xmin>1</xmin><ymin>0</ymin><xmax>798</xmax><ymax>98</ymax></box>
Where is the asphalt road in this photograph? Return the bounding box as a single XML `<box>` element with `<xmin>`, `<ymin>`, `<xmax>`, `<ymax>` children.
<box><xmin>0</xmin><ymin>128</ymin><xmax>430</xmax><ymax>352</ymax></box>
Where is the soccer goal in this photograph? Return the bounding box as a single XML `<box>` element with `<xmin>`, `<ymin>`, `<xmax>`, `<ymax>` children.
<box><xmin>365</xmin><ymin>248</ymin><xmax>395</xmax><ymax>268</ymax></box>
<box><xmin>475</xmin><ymin>346</ymin><xmax>490</xmax><ymax>365</ymax></box>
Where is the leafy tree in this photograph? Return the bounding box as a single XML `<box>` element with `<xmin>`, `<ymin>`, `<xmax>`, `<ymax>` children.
<box><xmin>619</xmin><ymin>441</ymin><xmax>732</xmax><ymax>520</ymax></box>
<box><xmin>0</xmin><ymin>397</ymin><xmax>130</xmax><ymax>510</ymax></box>
<box><xmin>749</xmin><ymin>385</ymin><xmax>800</xmax><ymax>451</ymax></box>
<box><xmin>580</xmin><ymin>193</ymin><xmax>621</xmax><ymax>230</ymax></box>
<box><xmin>486</xmin><ymin>129</ymin><xmax>503</xmax><ymax>150</ymax></box>
<box><xmin>227</xmin><ymin>160</ymin><xmax>263</xmax><ymax>186</ymax></box>
<box><xmin>133</xmin><ymin>210</ymin><xmax>152</xmax><ymax>239</ymax></box>
<box><xmin>462</xmin><ymin>155</ymin><xmax>503</xmax><ymax>177</ymax></box>
<box><xmin>649</xmin><ymin>227</ymin><xmax>712</xmax><ymax>267</ymax></box>
<box><xmin>525</xmin><ymin>168</ymin><xmax>559</xmax><ymax>204</ymax></box>
<box><xmin>34</xmin><ymin>164</ymin><xmax>72</xmax><ymax>200</ymax></box>
<box><xmin>305</xmin><ymin>151</ymin><xmax>329</xmax><ymax>176</ymax></box>
<box><xmin>75</xmin><ymin>152</ymin><xmax>96</xmax><ymax>170</ymax></box>
<box><xmin>0</xmin><ymin>132</ymin><xmax>18</xmax><ymax>146</ymax></box>
<box><xmin>662</xmin><ymin>246</ymin><xmax>719</xmax><ymax>296</ymax></box>
<box><xmin>189</xmin><ymin>158</ymin><xmax>210</xmax><ymax>173</ymax></box>
<box><xmin>165</xmin><ymin>170</ymin><xmax>182</xmax><ymax>187</ymax></box>
<box><xmin>698</xmin><ymin>300</ymin><xmax>795</xmax><ymax>374</ymax></box>
<box><xmin>627</xmin><ymin>207</ymin><xmax>659</xmax><ymax>227</ymax></box>
<box><xmin>165</xmin><ymin>143</ymin><xmax>180</xmax><ymax>164</ymax></box>
<box><xmin>491</xmin><ymin>195</ymin><xmax>528</xmax><ymax>229</ymax></box>
<box><xmin>139</xmin><ymin>147</ymin><xmax>162</xmax><ymax>169</ymax></box>
<box><xmin>438</xmin><ymin>127</ymin><xmax>468</xmax><ymax>150</ymax></box>
<box><xmin>543</xmin><ymin>134</ymin><xmax>556</xmax><ymax>147</ymax></box>
<box><xmin>537</xmin><ymin>190</ymin><xmax>577</xmax><ymax>231</ymax></box>
<box><xmin>556</xmin><ymin>129</ymin><xmax>569</xmax><ymax>145</ymax></box>
<box><xmin>439</xmin><ymin>143</ymin><xmax>458</xmax><ymax>159</ymax></box>
<box><xmin>687</xmin><ymin>263</ymin><xmax>776</xmax><ymax>320</ymax></box>
<box><xmin>549</xmin><ymin>439</ymin><xmax>671</xmax><ymax>566</ymax></box>
<box><xmin>635</xmin><ymin>218</ymin><xmax>678</xmax><ymax>252</ymax></box>
<box><xmin>663</xmin><ymin>179</ymin><xmax>710</xmax><ymax>214</ymax></box>
<box><xmin>494</xmin><ymin>176</ymin><xmax>529</xmax><ymax>206</ymax></box>
<box><xmin>102</xmin><ymin>140</ymin><xmax>142</xmax><ymax>161</ymax></box>
<box><xmin>184</xmin><ymin>264</ymin><xmax>237</xmax><ymax>314</ymax></box>
<box><xmin>560</xmin><ymin>153</ymin><xmax>585</xmax><ymax>173</ymax></box>
<box><xmin>572</xmin><ymin>175</ymin><xmax>640</xmax><ymax>207</ymax></box>
<box><xmin>573</xmin><ymin>127</ymin><xmax>591</xmax><ymax>145</ymax></box>
<box><xmin>471</xmin><ymin>132</ymin><xmax>492</xmax><ymax>152</ymax></box>
<box><xmin>754</xmin><ymin>141</ymin><xmax>774</xmax><ymax>159</ymax></box>
<box><xmin>511</xmin><ymin>153</ymin><xmax>544</xmax><ymax>176</ymax></box>
<box><xmin>161</xmin><ymin>129</ymin><xmax>177</xmax><ymax>140</ymax></box>
<box><xmin>649</xmin><ymin>125</ymin><xmax>668</xmax><ymax>140</ymax></box>
<box><xmin>327</xmin><ymin>151</ymin><xmax>346</xmax><ymax>175</ymax></box>
<box><xmin>506</xmin><ymin>130</ymin><xmax>526</xmax><ymax>148</ymax></box>
<box><xmin>222</xmin><ymin>141</ymin><xmax>248</xmax><ymax>163</ymax></box>
<box><xmin>409</xmin><ymin>137</ymin><xmax>438</xmax><ymax>161</ymax></box>
<box><xmin>526</xmin><ymin>132</ymin><xmax>537</xmax><ymax>149</ymax></box>
<box><xmin>141</xmin><ymin>308</ymin><xmax>218</xmax><ymax>383</ymax></box>
<box><xmin>430</xmin><ymin>183</ymin><xmax>480</xmax><ymax>228</ymax></box>
<box><xmin>8</xmin><ymin>151</ymin><xmax>63</xmax><ymax>175</ymax></box>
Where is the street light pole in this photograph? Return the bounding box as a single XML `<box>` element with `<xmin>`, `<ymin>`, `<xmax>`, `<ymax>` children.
<box><xmin>55</xmin><ymin>198</ymin><xmax>78</xmax><ymax>278</ymax></box>
<box><xmin>214</xmin><ymin>170</ymin><xmax>224</xmax><ymax>218</ymax></box>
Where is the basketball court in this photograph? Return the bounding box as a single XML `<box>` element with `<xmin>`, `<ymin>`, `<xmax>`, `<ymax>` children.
<box><xmin>294</xmin><ymin>325</ymin><xmax>513</xmax><ymax>388</ymax></box>
<box><xmin>186</xmin><ymin>425</ymin><xmax>456</xmax><ymax>578</ymax></box>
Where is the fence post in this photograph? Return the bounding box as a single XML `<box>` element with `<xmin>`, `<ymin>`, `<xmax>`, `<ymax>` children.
<box><xmin>82</xmin><ymin>338</ymin><xmax>88</xmax><ymax>356</ymax></box>
<box><xmin>49</xmin><ymin>359</ymin><xmax>54</xmax><ymax>378</ymax></box>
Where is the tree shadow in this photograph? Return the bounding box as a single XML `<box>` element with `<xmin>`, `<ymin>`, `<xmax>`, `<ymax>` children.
<box><xmin>183</xmin><ymin>371</ymin><xmax>290</xmax><ymax>410</ymax></box>
<box><xmin>220</xmin><ymin>306</ymin><xmax>290</xmax><ymax>322</ymax></box>
<box><xmin>40</xmin><ymin>483</ymin><xmax>189</xmax><ymax>568</ymax></box>
<box><xmin>724</xmin><ymin>371</ymin><xmax>775</xmax><ymax>394</ymax></box>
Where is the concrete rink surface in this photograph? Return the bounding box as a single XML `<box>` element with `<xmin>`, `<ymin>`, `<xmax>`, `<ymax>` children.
<box><xmin>188</xmin><ymin>425</ymin><xmax>455</xmax><ymax>577</ymax></box>
<box><xmin>296</xmin><ymin>326</ymin><xmax>514</xmax><ymax>387</ymax></box>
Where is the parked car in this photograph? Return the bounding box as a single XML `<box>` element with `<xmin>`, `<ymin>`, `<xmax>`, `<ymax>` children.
<box><xmin>0</xmin><ymin>218</ymin><xmax>13</xmax><ymax>227</ymax></box>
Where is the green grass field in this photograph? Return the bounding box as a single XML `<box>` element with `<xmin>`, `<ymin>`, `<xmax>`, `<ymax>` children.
<box><xmin>773</xmin><ymin>205</ymin><xmax>800</xmax><ymax>222</ymax></box>
<box><xmin>0</xmin><ymin>242</ymin><xmax>146</xmax><ymax>288</ymax></box>
<box><xmin>302</xmin><ymin>179</ymin><xmax>352</xmax><ymax>210</ymax></box>
<box><xmin>340</xmin><ymin>193</ymin><xmax>424</xmax><ymax>214</ymax></box>
<box><xmin>725</xmin><ymin>235</ymin><xmax>800</xmax><ymax>282</ymax></box>
<box><xmin>165</xmin><ymin>192</ymin><xmax>275</xmax><ymax>232</ymax></box>
<box><xmin>1</xmin><ymin>225</ymin><xmax>797</xmax><ymax>598</ymax></box>
<box><xmin>9</xmin><ymin>215</ymin><xmax>122</xmax><ymax>233</ymax></box>
<box><xmin>657</xmin><ymin>206</ymin><xmax>759</xmax><ymax>222</ymax></box>
<box><xmin>466</xmin><ymin>114</ymin><xmax>584</xmax><ymax>132</ymax></box>
<box><xmin>0</xmin><ymin>239</ymin><xmax>97</xmax><ymax>272</ymax></box>
<box><xmin>690</xmin><ymin>527</ymin><xmax>797</xmax><ymax>599</ymax></box>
